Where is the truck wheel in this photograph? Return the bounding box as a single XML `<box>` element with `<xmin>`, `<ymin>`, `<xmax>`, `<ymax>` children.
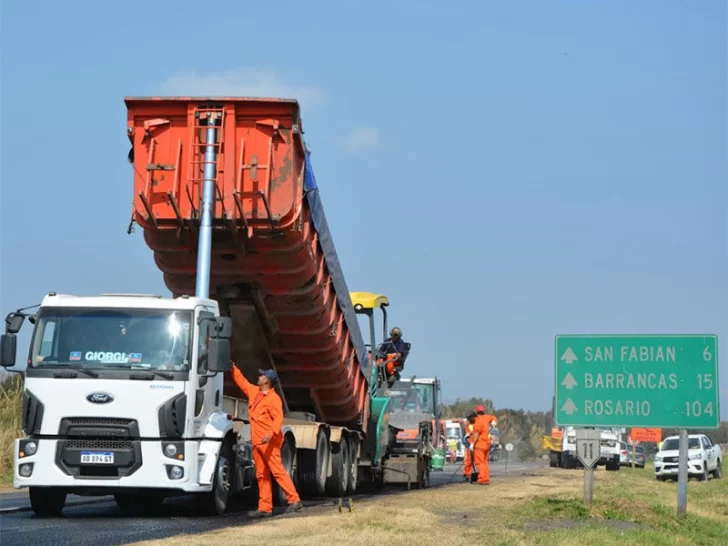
<box><xmin>198</xmin><ymin>442</ymin><xmax>234</xmax><ymax>516</ymax></box>
<box><xmin>549</xmin><ymin>452</ymin><xmax>559</xmax><ymax>468</ymax></box>
<box><xmin>346</xmin><ymin>436</ymin><xmax>359</xmax><ymax>494</ymax></box>
<box><xmin>712</xmin><ymin>460</ymin><xmax>722</xmax><ymax>479</ymax></box>
<box><xmin>326</xmin><ymin>438</ymin><xmax>350</xmax><ymax>497</ymax></box>
<box><xmin>701</xmin><ymin>467</ymin><xmax>709</xmax><ymax>481</ymax></box>
<box><xmin>29</xmin><ymin>487</ymin><xmax>66</xmax><ymax>517</ymax></box>
<box><xmin>273</xmin><ymin>434</ymin><xmax>297</xmax><ymax>507</ymax></box>
<box><xmin>297</xmin><ymin>427</ymin><xmax>330</xmax><ymax>495</ymax></box>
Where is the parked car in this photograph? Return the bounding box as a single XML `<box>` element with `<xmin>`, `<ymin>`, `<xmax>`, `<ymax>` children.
<box><xmin>619</xmin><ymin>442</ymin><xmax>630</xmax><ymax>466</ymax></box>
<box><xmin>626</xmin><ymin>444</ymin><xmax>646</xmax><ymax>468</ymax></box>
<box><xmin>654</xmin><ymin>434</ymin><xmax>723</xmax><ymax>481</ymax></box>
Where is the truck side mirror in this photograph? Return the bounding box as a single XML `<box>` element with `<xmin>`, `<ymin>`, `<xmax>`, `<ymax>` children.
<box><xmin>0</xmin><ymin>334</ymin><xmax>17</xmax><ymax>368</ymax></box>
<box><xmin>4</xmin><ymin>313</ymin><xmax>25</xmax><ymax>335</ymax></box>
<box><xmin>207</xmin><ymin>338</ymin><xmax>231</xmax><ymax>373</ymax></box>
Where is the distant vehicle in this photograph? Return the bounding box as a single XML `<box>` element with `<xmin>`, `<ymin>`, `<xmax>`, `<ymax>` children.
<box><xmin>542</xmin><ymin>426</ymin><xmax>620</xmax><ymax>470</ymax></box>
<box><xmin>619</xmin><ymin>442</ymin><xmax>630</xmax><ymax>466</ymax></box>
<box><xmin>445</xmin><ymin>420</ymin><xmax>465</xmax><ymax>461</ymax></box>
<box><xmin>625</xmin><ymin>444</ymin><xmax>646</xmax><ymax>469</ymax></box>
<box><xmin>654</xmin><ymin>434</ymin><xmax>723</xmax><ymax>481</ymax></box>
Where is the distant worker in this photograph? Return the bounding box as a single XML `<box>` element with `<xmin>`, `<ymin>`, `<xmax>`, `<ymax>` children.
<box><xmin>462</xmin><ymin>412</ymin><xmax>477</xmax><ymax>482</ymax></box>
<box><xmin>229</xmin><ymin>363</ymin><xmax>303</xmax><ymax>518</ymax></box>
<box><xmin>377</xmin><ymin>327</ymin><xmax>405</xmax><ymax>380</ymax></box>
<box><xmin>469</xmin><ymin>405</ymin><xmax>498</xmax><ymax>486</ymax></box>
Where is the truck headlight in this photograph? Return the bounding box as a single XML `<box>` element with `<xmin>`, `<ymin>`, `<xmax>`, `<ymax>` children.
<box><xmin>689</xmin><ymin>452</ymin><xmax>702</xmax><ymax>460</ymax></box>
<box><xmin>24</xmin><ymin>441</ymin><xmax>38</xmax><ymax>456</ymax></box>
<box><xmin>166</xmin><ymin>465</ymin><xmax>184</xmax><ymax>480</ymax></box>
<box><xmin>654</xmin><ymin>456</ymin><xmax>662</xmax><ymax>463</ymax></box>
<box><xmin>163</xmin><ymin>442</ymin><xmax>185</xmax><ymax>460</ymax></box>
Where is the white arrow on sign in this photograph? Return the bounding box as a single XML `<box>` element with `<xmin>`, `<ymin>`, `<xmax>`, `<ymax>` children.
<box><xmin>561</xmin><ymin>398</ymin><xmax>578</xmax><ymax>415</ymax></box>
<box><xmin>560</xmin><ymin>347</ymin><xmax>578</xmax><ymax>364</ymax></box>
<box><xmin>561</xmin><ymin>372</ymin><xmax>578</xmax><ymax>390</ymax></box>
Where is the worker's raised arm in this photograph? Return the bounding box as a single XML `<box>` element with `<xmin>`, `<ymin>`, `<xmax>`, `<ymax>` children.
<box><xmin>230</xmin><ymin>364</ymin><xmax>255</xmax><ymax>399</ymax></box>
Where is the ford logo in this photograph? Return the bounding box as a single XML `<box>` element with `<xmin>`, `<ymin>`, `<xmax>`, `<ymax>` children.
<box><xmin>86</xmin><ymin>392</ymin><xmax>114</xmax><ymax>404</ymax></box>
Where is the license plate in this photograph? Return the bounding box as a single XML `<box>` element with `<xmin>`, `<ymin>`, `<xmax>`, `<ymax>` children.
<box><xmin>80</xmin><ymin>451</ymin><xmax>114</xmax><ymax>464</ymax></box>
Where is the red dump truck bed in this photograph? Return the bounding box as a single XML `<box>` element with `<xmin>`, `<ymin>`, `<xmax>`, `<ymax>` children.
<box><xmin>125</xmin><ymin>97</ymin><xmax>370</xmax><ymax>429</ymax></box>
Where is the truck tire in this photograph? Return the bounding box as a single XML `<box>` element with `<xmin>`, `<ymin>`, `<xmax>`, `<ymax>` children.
<box><xmin>297</xmin><ymin>427</ymin><xmax>330</xmax><ymax>495</ymax></box>
<box><xmin>346</xmin><ymin>436</ymin><xmax>359</xmax><ymax>495</ymax></box>
<box><xmin>29</xmin><ymin>487</ymin><xmax>66</xmax><ymax>517</ymax></box>
<box><xmin>197</xmin><ymin>441</ymin><xmax>234</xmax><ymax>516</ymax></box>
<box><xmin>326</xmin><ymin>438</ymin><xmax>350</xmax><ymax>497</ymax></box>
<box><xmin>549</xmin><ymin>452</ymin><xmax>559</xmax><ymax>468</ymax></box>
<box><xmin>606</xmin><ymin>459</ymin><xmax>620</xmax><ymax>471</ymax></box>
<box><xmin>273</xmin><ymin>433</ymin><xmax>297</xmax><ymax>507</ymax></box>
<box><xmin>713</xmin><ymin>459</ymin><xmax>722</xmax><ymax>479</ymax></box>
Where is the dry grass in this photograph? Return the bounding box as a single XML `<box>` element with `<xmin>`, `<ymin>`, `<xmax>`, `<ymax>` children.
<box><xmin>127</xmin><ymin>463</ymin><xmax>728</xmax><ymax>546</ymax></box>
<box><xmin>0</xmin><ymin>375</ymin><xmax>23</xmax><ymax>488</ymax></box>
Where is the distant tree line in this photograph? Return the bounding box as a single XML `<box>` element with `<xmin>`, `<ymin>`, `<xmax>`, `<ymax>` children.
<box><xmin>440</xmin><ymin>397</ymin><xmax>728</xmax><ymax>459</ymax></box>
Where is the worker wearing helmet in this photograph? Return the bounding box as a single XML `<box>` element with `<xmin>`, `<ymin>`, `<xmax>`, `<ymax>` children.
<box><xmin>469</xmin><ymin>404</ymin><xmax>498</xmax><ymax>485</ymax></box>
<box><xmin>377</xmin><ymin>327</ymin><xmax>405</xmax><ymax>379</ymax></box>
<box><xmin>229</xmin><ymin>363</ymin><xmax>302</xmax><ymax>517</ymax></box>
<box><xmin>462</xmin><ymin>412</ymin><xmax>477</xmax><ymax>482</ymax></box>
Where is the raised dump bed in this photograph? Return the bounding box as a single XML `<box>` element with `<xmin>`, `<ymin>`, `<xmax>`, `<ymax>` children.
<box><xmin>125</xmin><ymin>97</ymin><xmax>369</xmax><ymax>429</ymax></box>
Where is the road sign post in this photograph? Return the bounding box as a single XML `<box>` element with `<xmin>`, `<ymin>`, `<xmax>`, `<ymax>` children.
<box><xmin>505</xmin><ymin>443</ymin><xmax>513</xmax><ymax>475</ymax></box>
<box><xmin>555</xmin><ymin>335</ymin><xmax>719</xmax><ymax>429</ymax></box>
<box><xmin>678</xmin><ymin>429</ymin><xmax>688</xmax><ymax>517</ymax></box>
<box><xmin>575</xmin><ymin>428</ymin><xmax>600</xmax><ymax>506</ymax></box>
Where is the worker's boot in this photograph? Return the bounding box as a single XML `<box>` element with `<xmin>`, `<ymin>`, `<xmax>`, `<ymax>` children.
<box><xmin>247</xmin><ymin>509</ymin><xmax>274</xmax><ymax>519</ymax></box>
<box><xmin>286</xmin><ymin>502</ymin><xmax>303</xmax><ymax>513</ymax></box>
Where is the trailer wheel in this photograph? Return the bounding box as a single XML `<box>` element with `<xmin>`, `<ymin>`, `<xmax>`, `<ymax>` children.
<box><xmin>346</xmin><ymin>436</ymin><xmax>359</xmax><ymax>495</ymax></box>
<box><xmin>29</xmin><ymin>487</ymin><xmax>66</xmax><ymax>517</ymax></box>
<box><xmin>326</xmin><ymin>438</ymin><xmax>350</xmax><ymax>496</ymax></box>
<box><xmin>273</xmin><ymin>433</ymin><xmax>296</xmax><ymax>507</ymax></box>
<box><xmin>297</xmin><ymin>427</ymin><xmax>330</xmax><ymax>495</ymax></box>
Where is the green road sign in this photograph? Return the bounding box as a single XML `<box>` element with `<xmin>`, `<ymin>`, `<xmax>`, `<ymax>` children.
<box><xmin>554</xmin><ymin>335</ymin><xmax>719</xmax><ymax>429</ymax></box>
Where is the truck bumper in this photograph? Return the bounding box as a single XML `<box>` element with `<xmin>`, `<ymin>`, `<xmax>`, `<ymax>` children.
<box><xmin>655</xmin><ymin>460</ymin><xmax>706</xmax><ymax>478</ymax></box>
<box><xmin>13</xmin><ymin>438</ymin><xmax>216</xmax><ymax>495</ymax></box>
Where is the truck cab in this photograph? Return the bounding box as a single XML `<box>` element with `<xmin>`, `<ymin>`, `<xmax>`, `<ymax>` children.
<box><xmin>3</xmin><ymin>292</ymin><xmax>237</xmax><ymax>516</ymax></box>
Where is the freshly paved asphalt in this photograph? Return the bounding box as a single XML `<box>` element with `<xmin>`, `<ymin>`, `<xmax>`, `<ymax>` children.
<box><xmin>0</xmin><ymin>460</ymin><xmax>544</xmax><ymax>546</ymax></box>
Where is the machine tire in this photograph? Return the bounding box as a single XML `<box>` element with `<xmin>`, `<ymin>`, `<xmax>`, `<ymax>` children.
<box><xmin>606</xmin><ymin>460</ymin><xmax>620</xmax><ymax>471</ymax></box>
<box><xmin>346</xmin><ymin>436</ymin><xmax>359</xmax><ymax>495</ymax></box>
<box><xmin>273</xmin><ymin>433</ymin><xmax>297</xmax><ymax>507</ymax></box>
<box><xmin>197</xmin><ymin>441</ymin><xmax>234</xmax><ymax>516</ymax></box>
<box><xmin>29</xmin><ymin>487</ymin><xmax>66</xmax><ymax>517</ymax></box>
<box><xmin>326</xmin><ymin>438</ymin><xmax>350</xmax><ymax>497</ymax></box>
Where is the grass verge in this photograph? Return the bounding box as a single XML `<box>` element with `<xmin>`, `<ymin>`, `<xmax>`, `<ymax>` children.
<box><xmin>0</xmin><ymin>375</ymin><xmax>23</xmax><ymax>489</ymax></box>
<box><xmin>129</xmin><ymin>463</ymin><xmax>727</xmax><ymax>546</ymax></box>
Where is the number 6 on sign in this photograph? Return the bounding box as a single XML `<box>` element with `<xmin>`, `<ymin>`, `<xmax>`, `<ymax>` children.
<box><xmin>703</xmin><ymin>346</ymin><xmax>712</xmax><ymax>361</ymax></box>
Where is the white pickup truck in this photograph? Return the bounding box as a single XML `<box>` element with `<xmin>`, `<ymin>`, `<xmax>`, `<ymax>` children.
<box><xmin>654</xmin><ymin>434</ymin><xmax>723</xmax><ymax>481</ymax></box>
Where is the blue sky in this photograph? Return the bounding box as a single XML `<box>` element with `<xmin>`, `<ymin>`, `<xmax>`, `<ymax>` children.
<box><xmin>1</xmin><ymin>0</ymin><xmax>726</xmax><ymax>417</ymax></box>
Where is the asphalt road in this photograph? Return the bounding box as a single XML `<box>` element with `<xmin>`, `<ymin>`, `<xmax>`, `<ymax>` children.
<box><xmin>0</xmin><ymin>460</ymin><xmax>543</xmax><ymax>546</ymax></box>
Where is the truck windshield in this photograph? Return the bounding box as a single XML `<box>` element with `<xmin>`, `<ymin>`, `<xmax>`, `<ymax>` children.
<box><xmin>661</xmin><ymin>438</ymin><xmax>701</xmax><ymax>451</ymax></box>
<box><xmin>29</xmin><ymin>308</ymin><xmax>193</xmax><ymax>371</ymax></box>
<box><xmin>386</xmin><ymin>382</ymin><xmax>436</xmax><ymax>414</ymax></box>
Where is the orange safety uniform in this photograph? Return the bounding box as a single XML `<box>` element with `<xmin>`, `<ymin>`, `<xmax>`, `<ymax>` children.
<box><xmin>230</xmin><ymin>365</ymin><xmax>300</xmax><ymax>513</ymax></box>
<box><xmin>463</xmin><ymin>423</ymin><xmax>475</xmax><ymax>478</ymax></box>
<box><xmin>472</xmin><ymin>413</ymin><xmax>498</xmax><ymax>485</ymax></box>
<box><xmin>376</xmin><ymin>353</ymin><xmax>401</xmax><ymax>377</ymax></box>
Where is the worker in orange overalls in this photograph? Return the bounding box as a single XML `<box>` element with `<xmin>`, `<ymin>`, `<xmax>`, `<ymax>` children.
<box><xmin>377</xmin><ymin>327</ymin><xmax>405</xmax><ymax>379</ymax></box>
<box><xmin>469</xmin><ymin>404</ymin><xmax>498</xmax><ymax>485</ymax></box>
<box><xmin>462</xmin><ymin>412</ymin><xmax>477</xmax><ymax>482</ymax></box>
<box><xmin>229</xmin><ymin>363</ymin><xmax>303</xmax><ymax>518</ymax></box>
